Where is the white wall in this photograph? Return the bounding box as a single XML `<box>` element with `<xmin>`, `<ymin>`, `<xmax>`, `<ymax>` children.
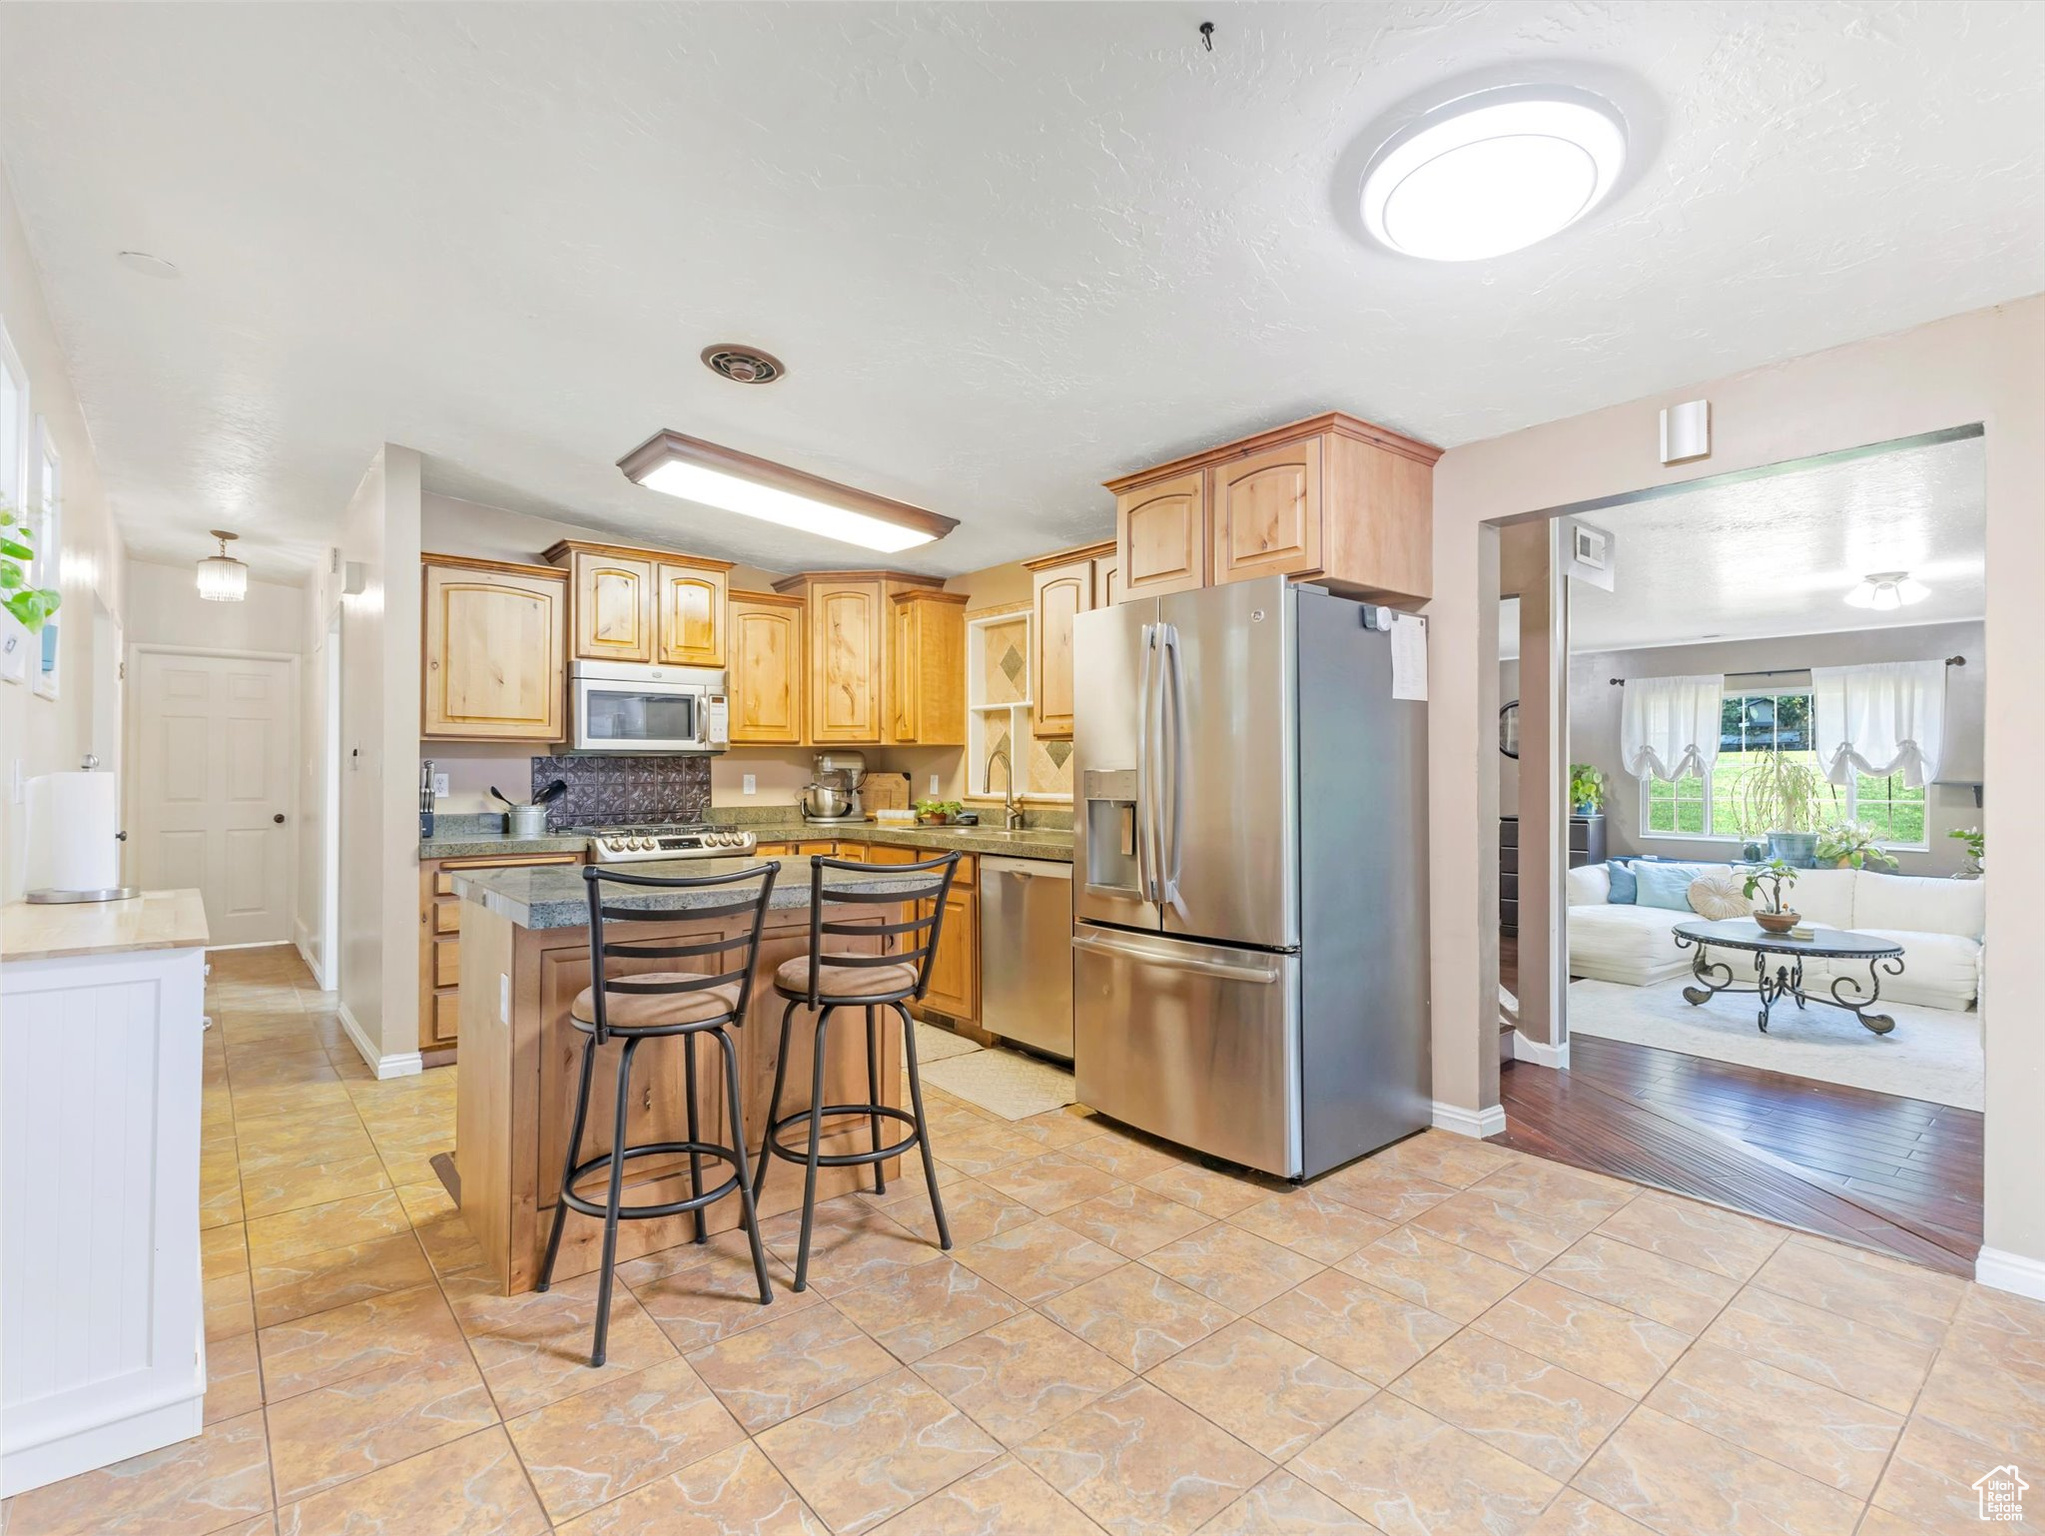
<box><xmin>335</xmin><ymin>446</ymin><xmax>423</xmax><ymax>1072</ymax></box>
<box><xmin>0</xmin><ymin>158</ymin><xmax>125</xmax><ymax>902</ymax></box>
<box><xmin>123</xmin><ymin>557</ymin><xmax>305</xmax><ymax>654</ymax></box>
<box><xmin>1427</xmin><ymin>296</ymin><xmax>2045</xmax><ymax>1290</ymax></box>
<box><xmin>1571</xmin><ymin>621</ymin><xmax>1985</xmax><ymax>878</ymax></box>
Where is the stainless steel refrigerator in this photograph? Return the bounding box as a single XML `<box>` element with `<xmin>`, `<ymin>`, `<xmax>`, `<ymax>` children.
<box><xmin>1071</xmin><ymin>575</ymin><xmax>1430</xmax><ymax>1180</ymax></box>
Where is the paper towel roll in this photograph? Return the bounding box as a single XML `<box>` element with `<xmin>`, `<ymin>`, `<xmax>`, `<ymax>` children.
<box><xmin>26</xmin><ymin>771</ymin><xmax>121</xmax><ymax>893</ymax></box>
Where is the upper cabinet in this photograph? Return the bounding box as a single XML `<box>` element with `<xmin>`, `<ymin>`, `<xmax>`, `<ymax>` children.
<box><xmin>1114</xmin><ymin>471</ymin><xmax>1207</xmax><ymax>599</ymax></box>
<box><xmin>546</xmin><ymin>541</ymin><xmax>656</xmax><ymax>663</ymax></box>
<box><xmin>889</xmin><ymin>587</ymin><xmax>968</xmax><ymax>745</ymax></box>
<box><xmin>421</xmin><ymin>555</ymin><xmax>568</xmax><ymax>741</ymax></box>
<box><xmin>1024</xmin><ymin>540</ymin><xmax>1115</xmax><ymax>739</ymax></box>
<box><xmin>772</xmin><ymin>571</ymin><xmax>964</xmax><ymax>746</ymax></box>
<box><xmin>657</xmin><ymin>557</ymin><xmax>733</xmax><ymax>668</ymax></box>
<box><xmin>727</xmin><ymin>591</ymin><xmax>804</xmax><ymax>744</ymax></box>
<box><xmin>1105</xmin><ymin>412</ymin><xmax>1441</xmax><ymax>604</ymax></box>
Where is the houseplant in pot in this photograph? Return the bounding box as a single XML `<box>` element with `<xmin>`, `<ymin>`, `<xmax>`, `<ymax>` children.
<box><xmin>1733</xmin><ymin>748</ymin><xmax>1833</xmax><ymax>867</ymax></box>
<box><xmin>1815</xmin><ymin>819</ymin><xmax>1899</xmax><ymax>872</ymax></box>
<box><xmin>1742</xmin><ymin>857</ymin><xmax>1803</xmax><ymax>934</ymax></box>
<box><xmin>1948</xmin><ymin>826</ymin><xmax>1984</xmax><ymax>879</ymax></box>
<box><xmin>1568</xmin><ymin>763</ymin><xmax>1607</xmax><ymax>817</ymax></box>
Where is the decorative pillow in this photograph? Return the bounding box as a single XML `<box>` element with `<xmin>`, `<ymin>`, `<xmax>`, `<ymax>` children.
<box><xmin>1635</xmin><ymin>861</ymin><xmax>1713</xmax><ymax>910</ymax></box>
<box><xmin>1687</xmin><ymin>874</ymin><xmax>1754</xmax><ymax>922</ymax></box>
<box><xmin>1605</xmin><ymin>859</ymin><xmax>1637</xmax><ymax>904</ymax></box>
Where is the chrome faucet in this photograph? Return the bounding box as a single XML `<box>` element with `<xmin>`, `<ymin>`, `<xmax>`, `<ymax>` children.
<box><xmin>984</xmin><ymin>744</ymin><xmax>1026</xmax><ymax>830</ymax></box>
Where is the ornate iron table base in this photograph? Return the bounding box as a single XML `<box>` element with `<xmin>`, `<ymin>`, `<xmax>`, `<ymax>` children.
<box><xmin>1675</xmin><ymin>933</ymin><xmax>1904</xmax><ymax>1036</ymax></box>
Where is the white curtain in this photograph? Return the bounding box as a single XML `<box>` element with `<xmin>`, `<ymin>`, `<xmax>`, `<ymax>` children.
<box><xmin>1812</xmin><ymin>660</ymin><xmax>1945</xmax><ymax>787</ymax></box>
<box><xmin>1621</xmin><ymin>674</ymin><xmax>1723</xmax><ymax>781</ymax></box>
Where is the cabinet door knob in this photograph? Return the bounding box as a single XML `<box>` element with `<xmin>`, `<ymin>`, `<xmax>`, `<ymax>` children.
<box><xmin>273</xmin><ymin>813</ymin><xmax>286</xmax><ymax>824</ymax></box>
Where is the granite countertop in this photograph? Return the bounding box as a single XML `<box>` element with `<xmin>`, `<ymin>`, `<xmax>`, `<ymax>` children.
<box><xmin>453</xmin><ymin>856</ymin><xmax>943</xmax><ymax>931</ymax></box>
<box><xmin>1</xmin><ymin>889</ymin><xmax>211</xmax><ymax>963</ymax></box>
<box><xmin>420</xmin><ymin>822</ymin><xmax>1072</xmax><ymax>863</ymax></box>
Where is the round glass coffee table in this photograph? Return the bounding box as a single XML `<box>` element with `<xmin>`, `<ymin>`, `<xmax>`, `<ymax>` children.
<box><xmin>1670</xmin><ymin>918</ymin><xmax>1906</xmax><ymax>1036</ymax></box>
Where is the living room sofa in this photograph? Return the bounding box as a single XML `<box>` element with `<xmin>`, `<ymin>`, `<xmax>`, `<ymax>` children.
<box><xmin>1564</xmin><ymin>861</ymin><xmax>1985</xmax><ymax>1011</ymax></box>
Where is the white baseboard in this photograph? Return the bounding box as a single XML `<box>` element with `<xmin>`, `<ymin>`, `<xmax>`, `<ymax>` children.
<box><xmin>1513</xmin><ymin>1031</ymin><xmax>1571</xmax><ymax>1070</ymax></box>
<box><xmin>1976</xmin><ymin>1245</ymin><xmax>2045</xmax><ymax>1301</ymax></box>
<box><xmin>336</xmin><ymin>1001</ymin><xmax>422</xmax><ymax>1081</ymax></box>
<box><xmin>1432</xmin><ymin>1100</ymin><xmax>1509</xmax><ymax>1139</ymax></box>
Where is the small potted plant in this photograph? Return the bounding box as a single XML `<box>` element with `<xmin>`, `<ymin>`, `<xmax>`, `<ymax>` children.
<box><xmin>1948</xmin><ymin>826</ymin><xmax>1985</xmax><ymax>879</ymax></box>
<box><xmin>1</xmin><ymin>498</ymin><xmax>62</xmax><ymax>638</ymax></box>
<box><xmin>1568</xmin><ymin>763</ymin><xmax>1607</xmax><ymax>817</ymax></box>
<box><xmin>913</xmin><ymin>799</ymin><xmax>964</xmax><ymax>826</ymax></box>
<box><xmin>1742</xmin><ymin>857</ymin><xmax>1803</xmax><ymax>934</ymax></box>
<box><xmin>1815</xmin><ymin>820</ymin><xmax>1899</xmax><ymax>872</ymax></box>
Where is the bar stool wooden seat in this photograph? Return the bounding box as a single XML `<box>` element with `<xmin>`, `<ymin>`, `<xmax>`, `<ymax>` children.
<box><xmin>753</xmin><ymin>851</ymin><xmax>961</xmax><ymax>1292</ymax></box>
<box><xmin>537</xmin><ymin>861</ymin><xmax>778</xmax><ymax>1367</ymax></box>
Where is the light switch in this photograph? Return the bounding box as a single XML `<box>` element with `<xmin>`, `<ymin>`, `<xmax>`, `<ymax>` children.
<box><xmin>742</xmin><ymin>773</ymin><xmax>756</xmax><ymax>795</ymax></box>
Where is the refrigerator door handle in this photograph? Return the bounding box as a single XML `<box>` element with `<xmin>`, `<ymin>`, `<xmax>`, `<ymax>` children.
<box><xmin>1160</xmin><ymin>622</ymin><xmax>1188</xmax><ymax>917</ymax></box>
<box><xmin>1134</xmin><ymin>623</ymin><xmax>1158</xmax><ymax>902</ymax></box>
<box><xmin>1072</xmin><ymin>930</ymin><xmax>1282</xmax><ymax>985</ymax></box>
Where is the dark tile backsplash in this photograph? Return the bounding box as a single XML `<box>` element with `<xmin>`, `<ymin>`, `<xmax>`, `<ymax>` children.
<box><xmin>530</xmin><ymin>755</ymin><xmax>711</xmax><ymax>829</ymax></box>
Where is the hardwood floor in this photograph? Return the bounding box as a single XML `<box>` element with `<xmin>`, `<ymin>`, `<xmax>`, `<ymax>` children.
<box><xmin>1493</xmin><ymin>929</ymin><xmax>1983</xmax><ymax>1276</ymax></box>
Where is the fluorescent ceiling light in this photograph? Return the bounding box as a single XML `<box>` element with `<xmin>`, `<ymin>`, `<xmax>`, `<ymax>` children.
<box><xmin>1843</xmin><ymin>571</ymin><xmax>1930</xmax><ymax>611</ymax></box>
<box><xmin>619</xmin><ymin>431</ymin><xmax>955</xmax><ymax>554</ymax></box>
<box><xmin>195</xmin><ymin>529</ymin><xmax>247</xmax><ymax>602</ymax></box>
<box><xmin>1362</xmin><ymin>89</ymin><xmax>1626</xmax><ymax>261</ymax></box>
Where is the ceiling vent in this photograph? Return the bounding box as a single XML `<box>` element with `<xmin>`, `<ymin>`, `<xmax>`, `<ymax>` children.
<box><xmin>700</xmin><ymin>345</ymin><xmax>785</xmax><ymax>385</ymax></box>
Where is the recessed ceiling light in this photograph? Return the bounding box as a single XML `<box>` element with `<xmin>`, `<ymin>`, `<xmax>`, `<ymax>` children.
<box><xmin>619</xmin><ymin>431</ymin><xmax>955</xmax><ymax>554</ymax></box>
<box><xmin>116</xmin><ymin>250</ymin><xmax>180</xmax><ymax>278</ymax></box>
<box><xmin>1361</xmin><ymin>88</ymin><xmax>1626</xmax><ymax>261</ymax></box>
<box><xmin>1844</xmin><ymin>571</ymin><xmax>1929</xmax><ymax>611</ymax></box>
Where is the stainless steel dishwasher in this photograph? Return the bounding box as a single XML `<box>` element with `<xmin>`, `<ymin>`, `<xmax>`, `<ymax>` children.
<box><xmin>979</xmin><ymin>855</ymin><xmax>1074</xmax><ymax>1059</ymax></box>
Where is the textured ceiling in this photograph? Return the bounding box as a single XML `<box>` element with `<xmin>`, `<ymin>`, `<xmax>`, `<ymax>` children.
<box><xmin>1501</xmin><ymin>433</ymin><xmax>1985</xmax><ymax>657</ymax></box>
<box><xmin>0</xmin><ymin>3</ymin><xmax>2040</xmax><ymax>580</ymax></box>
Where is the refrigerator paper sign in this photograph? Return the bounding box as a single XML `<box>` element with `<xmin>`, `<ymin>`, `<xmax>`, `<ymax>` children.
<box><xmin>1390</xmin><ymin>613</ymin><xmax>1427</xmax><ymax>701</ymax></box>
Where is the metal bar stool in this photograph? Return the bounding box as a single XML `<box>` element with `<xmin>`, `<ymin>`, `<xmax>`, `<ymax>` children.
<box><xmin>537</xmin><ymin>861</ymin><xmax>778</xmax><ymax>1367</ymax></box>
<box><xmin>753</xmin><ymin>851</ymin><xmax>960</xmax><ymax>1292</ymax></box>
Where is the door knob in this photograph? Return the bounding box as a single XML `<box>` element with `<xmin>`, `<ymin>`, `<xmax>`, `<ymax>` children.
<box><xmin>273</xmin><ymin>813</ymin><xmax>286</xmax><ymax>824</ymax></box>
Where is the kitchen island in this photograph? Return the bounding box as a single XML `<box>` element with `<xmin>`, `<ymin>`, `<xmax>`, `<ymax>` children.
<box><xmin>450</xmin><ymin>856</ymin><xmax>936</xmax><ymax>1295</ymax></box>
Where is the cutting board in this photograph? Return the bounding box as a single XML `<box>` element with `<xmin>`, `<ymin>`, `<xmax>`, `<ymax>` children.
<box><xmin>863</xmin><ymin>771</ymin><xmax>911</xmax><ymax>813</ymax></box>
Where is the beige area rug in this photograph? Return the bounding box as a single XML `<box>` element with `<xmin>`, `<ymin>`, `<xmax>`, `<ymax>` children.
<box><xmin>918</xmin><ymin>1030</ymin><xmax>1077</xmax><ymax>1120</ymax></box>
<box><xmin>912</xmin><ymin>1021</ymin><xmax>980</xmax><ymax>1063</ymax></box>
<box><xmin>1567</xmin><ymin>976</ymin><xmax>1984</xmax><ymax>1110</ymax></box>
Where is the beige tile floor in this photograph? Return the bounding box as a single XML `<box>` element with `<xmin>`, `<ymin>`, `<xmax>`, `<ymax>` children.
<box><xmin>5</xmin><ymin>944</ymin><xmax>2036</xmax><ymax>1536</ymax></box>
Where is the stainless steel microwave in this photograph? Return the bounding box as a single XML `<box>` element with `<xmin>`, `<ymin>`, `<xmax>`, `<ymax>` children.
<box><xmin>570</xmin><ymin>661</ymin><xmax>729</xmax><ymax>754</ymax></box>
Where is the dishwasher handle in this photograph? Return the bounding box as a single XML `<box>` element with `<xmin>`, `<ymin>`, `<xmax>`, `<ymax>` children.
<box><xmin>982</xmin><ymin>856</ymin><xmax>1071</xmax><ymax>880</ymax></box>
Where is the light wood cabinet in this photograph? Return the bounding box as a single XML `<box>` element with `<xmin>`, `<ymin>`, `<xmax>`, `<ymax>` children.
<box><xmin>1023</xmin><ymin>540</ymin><xmax>1115</xmax><ymax>739</ymax></box>
<box><xmin>420</xmin><ymin>850</ymin><xmax>582</xmax><ymax>1054</ymax></box>
<box><xmin>772</xmin><ymin>571</ymin><xmax>961</xmax><ymax>747</ymax></box>
<box><xmin>546</xmin><ymin>541</ymin><xmax>657</xmax><ymax>663</ymax></box>
<box><xmin>920</xmin><ymin>888</ymin><xmax>978</xmax><ymax>1021</ymax></box>
<box><xmin>1115</xmin><ymin>470</ymin><xmax>1207</xmax><ymax>598</ymax></box>
<box><xmin>1104</xmin><ymin>412</ymin><xmax>1441</xmax><ymax>603</ymax></box>
<box><xmin>1211</xmin><ymin>436</ymin><xmax>1323</xmax><ymax>584</ymax></box>
<box><xmin>657</xmin><ymin>558</ymin><xmax>733</xmax><ymax>668</ymax></box>
<box><xmin>1096</xmin><ymin>552</ymin><xmax>1121</xmax><ymax>607</ymax></box>
<box><xmin>888</xmin><ymin>588</ymin><xmax>968</xmax><ymax>745</ymax></box>
<box><xmin>727</xmin><ymin>592</ymin><xmax>804</xmax><ymax>744</ymax></box>
<box><xmin>421</xmin><ymin>555</ymin><xmax>569</xmax><ymax>741</ymax></box>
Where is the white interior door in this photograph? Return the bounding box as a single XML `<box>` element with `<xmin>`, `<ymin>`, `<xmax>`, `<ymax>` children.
<box><xmin>132</xmin><ymin>651</ymin><xmax>295</xmax><ymax>946</ymax></box>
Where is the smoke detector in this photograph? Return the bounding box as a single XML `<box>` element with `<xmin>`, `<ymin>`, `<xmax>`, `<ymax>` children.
<box><xmin>700</xmin><ymin>345</ymin><xmax>785</xmax><ymax>385</ymax></box>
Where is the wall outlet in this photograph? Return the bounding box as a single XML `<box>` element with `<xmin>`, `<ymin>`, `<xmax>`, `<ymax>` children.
<box><xmin>499</xmin><ymin>974</ymin><xmax>511</xmax><ymax>1025</ymax></box>
<box><xmin>742</xmin><ymin>773</ymin><xmax>756</xmax><ymax>795</ymax></box>
<box><xmin>431</xmin><ymin>773</ymin><xmax>450</xmax><ymax>798</ymax></box>
<box><xmin>928</xmin><ymin>774</ymin><xmax>940</xmax><ymax>795</ymax></box>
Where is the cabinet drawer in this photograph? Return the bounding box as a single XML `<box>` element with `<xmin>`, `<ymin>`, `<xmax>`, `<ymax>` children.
<box><xmin>433</xmin><ymin>900</ymin><xmax>462</xmax><ymax>935</ymax></box>
<box><xmin>430</xmin><ymin>990</ymin><xmax>461</xmax><ymax>1045</ymax></box>
<box><xmin>1500</xmin><ymin>873</ymin><xmax>1518</xmax><ymax>901</ymax></box>
<box><xmin>1500</xmin><ymin>846</ymin><xmax>1518</xmax><ymax>875</ymax></box>
<box><xmin>1500</xmin><ymin>819</ymin><xmax>1519</xmax><ymax>849</ymax></box>
<box><xmin>434</xmin><ymin>937</ymin><xmax>460</xmax><ymax>988</ymax></box>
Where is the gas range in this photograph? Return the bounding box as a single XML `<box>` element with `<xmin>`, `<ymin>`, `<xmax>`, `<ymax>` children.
<box><xmin>578</xmin><ymin>821</ymin><xmax>758</xmax><ymax>864</ymax></box>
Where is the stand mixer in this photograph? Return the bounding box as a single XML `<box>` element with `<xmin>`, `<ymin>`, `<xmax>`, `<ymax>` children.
<box><xmin>800</xmin><ymin>751</ymin><xmax>869</xmax><ymax>823</ymax></box>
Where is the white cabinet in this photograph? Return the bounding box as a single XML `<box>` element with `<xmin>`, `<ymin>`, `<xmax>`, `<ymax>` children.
<box><xmin>1</xmin><ymin>908</ymin><xmax>208</xmax><ymax>1496</ymax></box>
